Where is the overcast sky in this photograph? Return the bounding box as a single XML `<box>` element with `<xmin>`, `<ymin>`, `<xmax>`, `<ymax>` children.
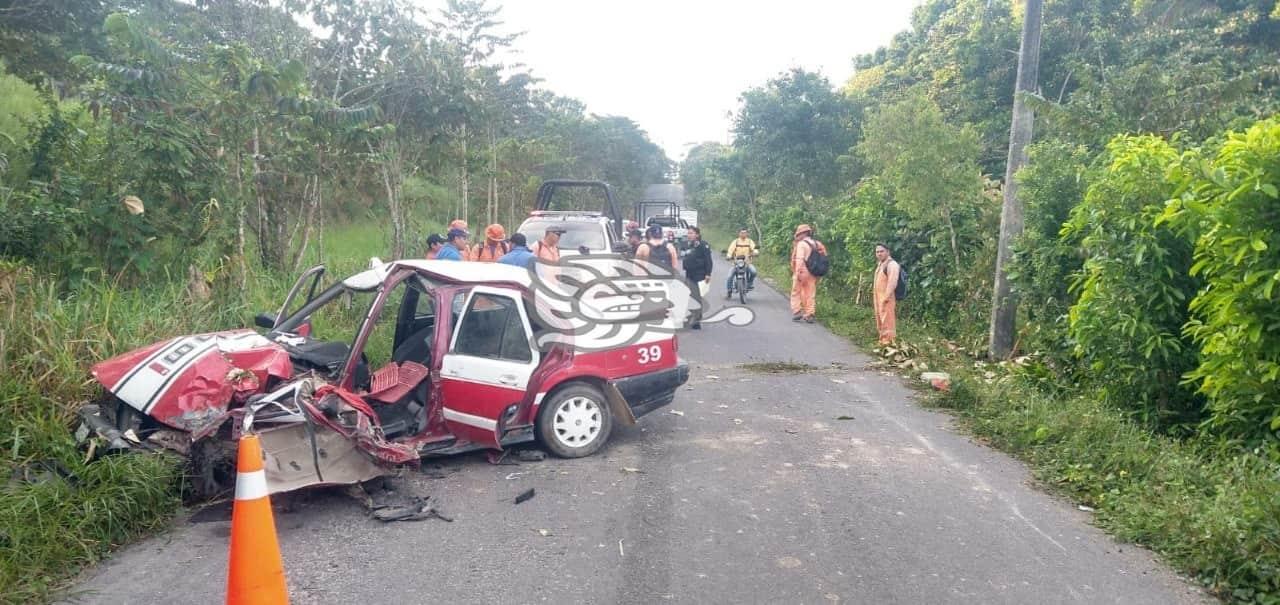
<box><xmin>429</xmin><ymin>1</ymin><xmax>920</xmax><ymax>161</ymax></box>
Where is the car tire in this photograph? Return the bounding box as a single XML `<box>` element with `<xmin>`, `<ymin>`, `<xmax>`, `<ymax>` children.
<box><xmin>536</xmin><ymin>383</ymin><xmax>613</xmax><ymax>458</ymax></box>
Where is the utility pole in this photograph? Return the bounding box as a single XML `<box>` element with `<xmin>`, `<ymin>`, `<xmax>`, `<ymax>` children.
<box><xmin>989</xmin><ymin>0</ymin><xmax>1043</xmax><ymax>359</ymax></box>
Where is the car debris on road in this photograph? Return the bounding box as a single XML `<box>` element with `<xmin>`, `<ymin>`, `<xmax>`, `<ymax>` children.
<box><xmin>77</xmin><ymin>258</ymin><xmax>690</xmax><ymax>499</ymax></box>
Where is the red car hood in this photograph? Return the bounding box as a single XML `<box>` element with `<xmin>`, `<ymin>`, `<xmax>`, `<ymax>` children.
<box><xmin>91</xmin><ymin>329</ymin><xmax>292</xmax><ymax>433</ymax></box>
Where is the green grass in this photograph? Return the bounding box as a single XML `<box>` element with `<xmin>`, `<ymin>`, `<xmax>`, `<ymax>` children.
<box><xmin>0</xmin><ymin>222</ymin><xmax>408</xmax><ymax>603</ymax></box>
<box><xmin>708</xmin><ymin>222</ymin><xmax>1280</xmax><ymax>603</ymax></box>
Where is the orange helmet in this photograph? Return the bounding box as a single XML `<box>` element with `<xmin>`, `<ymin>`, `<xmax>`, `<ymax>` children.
<box><xmin>449</xmin><ymin>219</ymin><xmax>468</xmax><ymax>231</ymax></box>
<box><xmin>794</xmin><ymin>224</ymin><xmax>813</xmax><ymax>238</ymax></box>
<box><xmin>485</xmin><ymin>223</ymin><xmax>506</xmax><ymax>241</ymax></box>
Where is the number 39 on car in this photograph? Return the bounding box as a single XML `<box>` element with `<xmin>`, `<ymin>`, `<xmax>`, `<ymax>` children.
<box><xmin>78</xmin><ymin>260</ymin><xmax>690</xmax><ymax>496</ymax></box>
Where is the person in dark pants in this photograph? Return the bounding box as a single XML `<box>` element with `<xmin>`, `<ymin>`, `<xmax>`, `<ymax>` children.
<box><xmin>681</xmin><ymin>226</ymin><xmax>713</xmax><ymax>330</ymax></box>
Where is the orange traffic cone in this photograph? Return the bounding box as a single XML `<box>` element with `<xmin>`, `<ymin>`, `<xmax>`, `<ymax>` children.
<box><xmin>226</xmin><ymin>433</ymin><xmax>289</xmax><ymax>605</ymax></box>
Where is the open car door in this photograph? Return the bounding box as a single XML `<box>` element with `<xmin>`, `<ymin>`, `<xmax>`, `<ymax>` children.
<box><xmin>439</xmin><ymin>286</ymin><xmax>539</xmax><ymax>448</ymax></box>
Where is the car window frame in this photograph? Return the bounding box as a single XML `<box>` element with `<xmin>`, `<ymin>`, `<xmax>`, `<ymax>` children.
<box><xmin>448</xmin><ymin>287</ymin><xmax>537</xmax><ymax>365</ymax></box>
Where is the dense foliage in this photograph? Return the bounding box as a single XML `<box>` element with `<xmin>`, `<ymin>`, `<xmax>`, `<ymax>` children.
<box><xmin>683</xmin><ymin>0</ymin><xmax>1280</xmax><ymax>443</ymax></box>
<box><xmin>1175</xmin><ymin>118</ymin><xmax>1280</xmax><ymax>445</ymax></box>
<box><xmin>1062</xmin><ymin>135</ymin><xmax>1201</xmax><ymax>430</ymax></box>
<box><xmin>0</xmin><ymin>0</ymin><xmax>671</xmax><ymax>282</ymax></box>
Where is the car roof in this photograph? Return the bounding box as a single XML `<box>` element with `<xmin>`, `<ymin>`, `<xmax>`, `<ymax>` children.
<box><xmin>523</xmin><ymin>211</ymin><xmax>611</xmax><ymax>223</ymax></box>
<box><xmin>398</xmin><ymin>259</ymin><xmax>532</xmax><ymax>288</ymax></box>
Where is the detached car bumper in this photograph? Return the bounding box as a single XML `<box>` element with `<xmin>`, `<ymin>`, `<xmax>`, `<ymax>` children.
<box><xmin>611</xmin><ymin>360</ymin><xmax>690</xmax><ymax>418</ymax></box>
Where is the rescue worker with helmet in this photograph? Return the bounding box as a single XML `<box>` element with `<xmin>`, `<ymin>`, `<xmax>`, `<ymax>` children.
<box><xmin>790</xmin><ymin>224</ymin><xmax>825</xmax><ymax>323</ymax></box>
<box><xmin>472</xmin><ymin>224</ymin><xmax>511</xmax><ymax>262</ymax></box>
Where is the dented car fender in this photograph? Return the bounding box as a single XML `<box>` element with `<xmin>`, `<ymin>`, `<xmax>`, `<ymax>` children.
<box><xmin>91</xmin><ymin>329</ymin><xmax>291</xmax><ymax>433</ymax></box>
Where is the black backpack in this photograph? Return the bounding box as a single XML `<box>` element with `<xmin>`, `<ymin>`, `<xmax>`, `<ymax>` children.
<box><xmin>804</xmin><ymin>239</ymin><xmax>830</xmax><ymax>277</ymax></box>
<box><xmin>647</xmin><ymin>241</ymin><xmax>674</xmax><ymax>269</ymax></box>
<box><xmin>894</xmin><ymin>265</ymin><xmax>908</xmax><ymax>300</ymax></box>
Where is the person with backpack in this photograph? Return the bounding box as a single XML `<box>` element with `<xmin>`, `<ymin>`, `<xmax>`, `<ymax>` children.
<box><xmin>790</xmin><ymin>224</ymin><xmax>827</xmax><ymax>324</ymax></box>
<box><xmin>472</xmin><ymin>223</ymin><xmax>511</xmax><ymax>262</ymax></box>
<box><xmin>873</xmin><ymin>243</ymin><xmax>902</xmax><ymax>344</ymax></box>
<box><xmin>636</xmin><ymin>224</ymin><xmax>680</xmax><ymax>272</ymax></box>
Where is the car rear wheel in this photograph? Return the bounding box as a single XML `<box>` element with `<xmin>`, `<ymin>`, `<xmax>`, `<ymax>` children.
<box><xmin>537</xmin><ymin>383</ymin><xmax>613</xmax><ymax>458</ymax></box>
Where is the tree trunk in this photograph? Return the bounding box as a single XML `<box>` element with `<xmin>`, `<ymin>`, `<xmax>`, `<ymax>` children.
<box><xmin>292</xmin><ymin>175</ymin><xmax>320</xmax><ymax>271</ymax></box>
<box><xmin>989</xmin><ymin>0</ymin><xmax>1043</xmax><ymax>359</ymax></box>
<box><xmin>747</xmin><ymin>187</ymin><xmax>763</xmax><ymax>244</ymax></box>
<box><xmin>488</xmin><ymin>125</ymin><xmax>498</xmax><ymax>225</ymax></box>
<box><xmin>251</xmin><ymin>125</ymin><xmax>274</xmax><ymax>269</ymax></box>
<box><xmin>460</xmin><ymin>122</ymin><xmax>469</xmax><ymax>224</ymax></box>
<box><xmin>233</xmin><ymin>143</ymin><xmax>247</xmax><ymax>288</ymax></box>
<box><xmin>944</xmin><ymin>204</ymin><xmax>961</xmax><ymax>269</ymax></box>
<box><xmin>377</xmin><ymin>140</ymin><xmax>407</xmax><ymax>259</ymax></box>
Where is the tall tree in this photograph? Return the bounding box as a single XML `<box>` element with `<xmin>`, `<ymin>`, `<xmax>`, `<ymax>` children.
<box><xmin>989</xmin><ymin>0</ymin><xmax>1043</xmax><ymax>359</ymax></box>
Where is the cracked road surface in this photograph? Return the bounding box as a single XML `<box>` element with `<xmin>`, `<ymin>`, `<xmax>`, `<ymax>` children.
<box><xmin>68</xmin><ymin>257</ymin><xmax>1208</xmax><ymax>604</ymax></box>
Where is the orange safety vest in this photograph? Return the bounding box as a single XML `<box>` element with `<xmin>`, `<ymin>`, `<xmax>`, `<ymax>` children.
<box><xmin>532</xmin><ymin>241</ymin><xmax>560</xmax><ymax>263</ymax></box>
<box><xmin>472</xmin><ymin>241</ymin><xmax>511</xmax><ymax>262</ymax></box>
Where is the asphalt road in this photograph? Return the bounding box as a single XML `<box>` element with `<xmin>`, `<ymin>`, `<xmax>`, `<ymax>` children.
<box><xmin>67</xmin><ymin>256</ymin><xmax>1208</xmax><ymax>604</ymax></box>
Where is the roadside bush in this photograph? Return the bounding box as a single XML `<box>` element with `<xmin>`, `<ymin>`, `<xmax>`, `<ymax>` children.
<box><xmin>835</xmin><ymin>178</ymin><xmax>905</xmax><ymax>291</ymax></box>
<box><xmin>1009</xmin><ymin>140</ymin><xmax>1092</xmax><ymax>366</ymax></box>
<box><xmin>847</xmin><ymin>90</ymin><xmax>998</xmax><ymax>339</ymax></box>
<box><xmin>1174</xmin><ymin>116</ymin><xmax>1280</xmax><ymax>445</ymax></box>
<box><xmin>1063</xmin><ymin>135</ymin><xmax>1203</xmax><ymax>432</ymax></box>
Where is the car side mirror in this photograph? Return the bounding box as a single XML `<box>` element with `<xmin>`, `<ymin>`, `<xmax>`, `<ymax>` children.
<box><xmin>254</xmin><ymin>312</ymin><xmax>278</xmax><ymax>330</ymax></box>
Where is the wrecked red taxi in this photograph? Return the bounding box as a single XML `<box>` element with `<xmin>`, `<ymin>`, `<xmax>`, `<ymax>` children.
<box><xmin>79</xmin><ymin>259</ymin><xmax>689</xmax><ymax>496</ymax></box>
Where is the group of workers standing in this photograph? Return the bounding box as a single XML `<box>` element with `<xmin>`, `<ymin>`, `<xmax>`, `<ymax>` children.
<box><xmin>738</xmin><ymin>223</ymin><xmax>901</xmax><ymax>344</ymax></box>
<box><xmin>424</xmin><ymin>220</ymin><xmax>562</xmax><ymax>267</ymax></box>
<box><xmin>421</xmin><ymin>218</ymin><xmax>900</xmax><ymax>344</ymax></box>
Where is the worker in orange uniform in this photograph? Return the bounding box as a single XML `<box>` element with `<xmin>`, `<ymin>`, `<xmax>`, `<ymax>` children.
<box><xmin>790</xmin><ymin>224</ymin><xmax>824</xmax><ymax>324</ymax></box>
<box><xmin>873</xmin><ymin>243</ymin><xmax>900</xmax><ymax>344</ymax></box>
<box><xmin>532</xmin><ymin>225</ymin><xmax>565</xmax><ymax>263</ymax></box>
<box><xmin>472</xmin><ymin>224</ymin><xmax>511</xmax><ymax>262</ymax></box>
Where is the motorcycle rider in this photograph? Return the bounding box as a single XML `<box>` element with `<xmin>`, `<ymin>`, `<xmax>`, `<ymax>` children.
<box><xmin>724</xmin><ymin>228</ymin><xmax>758</xmax><ymax>299</ymax></box>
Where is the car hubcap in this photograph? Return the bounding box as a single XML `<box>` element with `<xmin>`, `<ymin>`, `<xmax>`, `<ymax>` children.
<box><xmin>552</xmin><ymin>396</ymin><xmax>603</xmax><ymax>447</ymax></box>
